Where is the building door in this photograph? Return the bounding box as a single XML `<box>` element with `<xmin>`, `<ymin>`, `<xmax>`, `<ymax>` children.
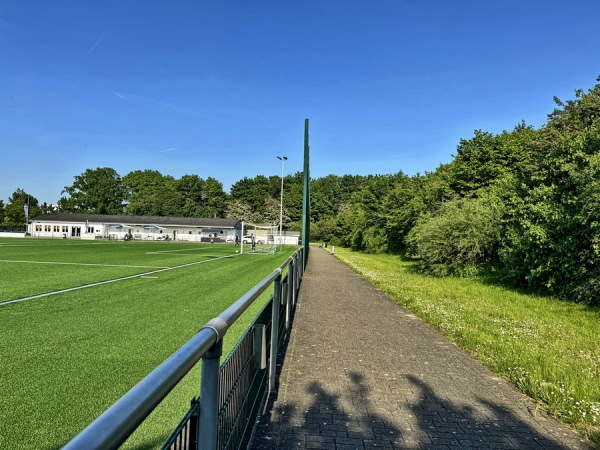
<box><xmin>71</xmin><ymin>226</ymin><xmax>81</xmax><ymax>237</ymax></box>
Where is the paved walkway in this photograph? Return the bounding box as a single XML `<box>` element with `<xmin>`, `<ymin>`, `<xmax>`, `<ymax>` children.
<box><xmin>249</xmin><ymin>248</ymin><xmax>592</xmax><ymax>449</ymax></box>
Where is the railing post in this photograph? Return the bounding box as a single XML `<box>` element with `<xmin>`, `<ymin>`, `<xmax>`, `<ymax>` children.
<box><xmin>295</xmin><ymin>252</ymin><xmax>300</xmax><ymax>301</ymax></box>
<box><xmin>198</xmin><ymin>339</ymin><xmax>223</xmax><ymax>450</ymax></box>
<box><xmin>286</xmin><ymin>258</ymin><xmax>293</xmax><ymax>310</ymax></box>
<box><xmin>269</xmin><ymin>275</ymin><xmax>282</xmax><ymax>392</ymax></box>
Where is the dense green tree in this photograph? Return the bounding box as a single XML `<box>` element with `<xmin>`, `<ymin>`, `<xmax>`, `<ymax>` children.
<box><xmin>123</xmin><ymin>169</ymin><xmax>172</xmax><ymax>197</ymax></box>
<box><xmin>310</xmin><ymin>217</ymin><xmax>336</xmax><ymax>243</ymax></box>
<box><xmin>382</xmin><ymin>167</ymin><xmax>456</xmax><ymax>252</ymax></box>
<box><xmin>500</xmin><ymin>117</ymin><xmax>600</xmax><ymax>303</ymax></box>
<box><xmin>59</xmin><ymin>168</ymin><xmax>125</xmax><ymax>214</ymax></box>
<box><xmin>123</xmin><ymin>170</ymin><xmax>183</xmax><ymax>216</ymax></box>
<box><xmin>230</xmin><ymin>176</ymin><xmax>272</xmax><ymax>216</ymax></box>
<box><xmin>175</xmin><ymin>175</ymin><xmax>226</xmax><ymax>217</ymax></box>
<box><xmin>201</xmin><ymin>177</ymin><xmax>228</xmax><ymax>218</ymax></box>
<box><xmin>283</xmin><ymin>172</ymin><xmax>304</xmax><ymax>222</ymax></box>
<box><xmin>3</xmin><ymin>189</ymin><xmax>41</xmax><ymax>226</ymax></box>
<box><xmin>447</xmin><ymin>125</ymin><xmax>537</xmax><ymax>196</ymax></box>
<box><xmin>175</xmin><ymin>174</ymin><xmax>205</xmax><ymax>216</ymax></box>
<box><xmin>330</xmin><ymin>174</ymin><xmax>401</xmax><ymax>252</ymax></box>
<box><xmin>546</xmin><ymin>77</ymin><xmax>600</xmax><ymax>134</ymax></box>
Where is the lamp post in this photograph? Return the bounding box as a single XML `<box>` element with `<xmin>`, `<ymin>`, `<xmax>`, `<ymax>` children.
<box><xmin>277</xmin><ymin>156</ymin><xmax>287</xmax><ymax>246</ymax></box>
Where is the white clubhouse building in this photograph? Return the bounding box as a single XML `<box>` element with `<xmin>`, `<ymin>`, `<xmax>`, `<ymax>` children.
<box><xmin>28</xmin><ymin>214</ymin><xmax>242</xmax><ymax>242</ymax></box>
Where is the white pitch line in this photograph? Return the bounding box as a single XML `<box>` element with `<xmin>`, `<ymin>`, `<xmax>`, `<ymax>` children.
<box><xmin>146</xmin><ymin>247</ymin><xmax>214</xmax><ymax>254</ymax></box>
<box><xmin>0</xmin><ymin>254</ymin><xmax>238</xmax><ymax>307</ymax></box>
<box><xmin>0</xmin><ymin>260</ymin><xmax>169</xmax><ymax>269</ymax></box>
<box><xmin>146</xmin><ymin>253</ymin><xmax>198</xmax><ymax>256</ymax></box>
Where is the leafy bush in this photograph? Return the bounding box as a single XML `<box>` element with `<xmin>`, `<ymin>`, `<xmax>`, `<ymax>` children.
<box><xmin>499</xmin><ymin>119</ymin><xmax>600</xmax><ymax>304</ymax></box>
<box><xmin>406</xmin><ymin>195</ymin><xmax>502</xmax><ymax>276</ymax></box>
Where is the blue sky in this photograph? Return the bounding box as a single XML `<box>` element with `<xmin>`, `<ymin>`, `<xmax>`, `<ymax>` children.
<box><xmin>1</xmin><ymin>1</ymin><xmax>599</xmax><ymax>205</ymax></box>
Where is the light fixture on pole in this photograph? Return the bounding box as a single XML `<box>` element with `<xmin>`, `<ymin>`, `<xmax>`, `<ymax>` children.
<box><xmin>277</xmin><ymin>156</ymin><xmax>287</xmax><ymax>246</ymax></box>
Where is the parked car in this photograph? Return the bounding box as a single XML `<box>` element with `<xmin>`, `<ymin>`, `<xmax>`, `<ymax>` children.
<box><xmin>242</xmin><ymin>235</ymin><xmax>264</xmax><ymax>244</ymax></box>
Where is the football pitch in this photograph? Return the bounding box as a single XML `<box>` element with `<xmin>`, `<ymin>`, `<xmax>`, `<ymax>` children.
<box><xmin>0</xmin><ymin>238</ymin><xmax>297</xmax><ymax>449</ymax></box>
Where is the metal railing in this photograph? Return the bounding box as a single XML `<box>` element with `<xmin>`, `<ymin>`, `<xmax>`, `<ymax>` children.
<box><xmin>63</xmin><ymin>248</ymin><xmax>304</xmax><ymax>450</ymax></box>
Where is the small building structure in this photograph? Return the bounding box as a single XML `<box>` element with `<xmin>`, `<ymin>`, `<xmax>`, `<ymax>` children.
<box><xmin>28</xmin><ymin>213</ymin><xmax>242</xmax><ymax>242</ymax></box>
<box><xmin>275</xmin><ymin>231</ymin><xmax>301</xmax><ymax>245</ymax></box>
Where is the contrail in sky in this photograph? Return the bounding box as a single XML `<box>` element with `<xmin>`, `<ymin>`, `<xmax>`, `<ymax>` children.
<box><xmin>78</xmin><ymin>33</ymin><xmax>105</xmax><ymax>66</ymax></box>
<box><xmin>114</xmin><ymin>91</ymin><xmax>226</xmax><ymax>121</ymax></box>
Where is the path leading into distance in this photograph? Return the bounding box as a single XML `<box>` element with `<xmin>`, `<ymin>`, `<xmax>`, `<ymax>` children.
<box><xmin>249</xmin><ymin>248</ymin><xmax>591</xmax><ymax>449</ymax></box>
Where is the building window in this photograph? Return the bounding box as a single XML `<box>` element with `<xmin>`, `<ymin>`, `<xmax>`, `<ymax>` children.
<box><xmin>62</xmin><ymin>226</ymin><xmax>68</xmax><ymax>232</ymax></box>
<box><xmin>44</xmin><ymin>225</ymin><xmax>51</xmax><ymax>232</ymax></box>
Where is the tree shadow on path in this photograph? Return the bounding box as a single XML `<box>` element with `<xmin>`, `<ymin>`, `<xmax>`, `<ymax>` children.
<box><xmin>251</xmin><ymin>371</ymin><xmax>589</xmax><ymax>449</ymax></box>
<box><xmin>404</xmin><ymin>374</ymin><xmax>587</xmax><ymax>449</ymax></box>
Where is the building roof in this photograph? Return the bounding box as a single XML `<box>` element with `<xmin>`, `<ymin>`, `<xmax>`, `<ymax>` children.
<box><xmin>32</xmin><ymin>213</ymin><xmax>241</xmax><ymax>228</ymax></box>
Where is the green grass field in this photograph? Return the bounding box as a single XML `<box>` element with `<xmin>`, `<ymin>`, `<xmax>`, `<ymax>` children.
<box><xmin>0</xmin><ymin>238</ymin><xmax>297</xmax><ymax>449</ymax></box>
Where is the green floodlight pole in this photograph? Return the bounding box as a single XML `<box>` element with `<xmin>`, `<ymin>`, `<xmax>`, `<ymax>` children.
<box><xmin>301</xmin><ymin>118</ymin><xmax>310</xmax><ymax>269</ymax></box>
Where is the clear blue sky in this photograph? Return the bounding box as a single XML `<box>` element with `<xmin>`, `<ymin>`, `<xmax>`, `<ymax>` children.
<box><xmin>1</xmin><ymin>1</ymin><xmax>599</xmax><ymax>205</ymax></box>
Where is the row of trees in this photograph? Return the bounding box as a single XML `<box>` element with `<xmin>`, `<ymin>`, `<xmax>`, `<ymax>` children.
<box><xmin>3</xmin><ymin>77</ymin><xmax>599</xmax><ymax>304</ymax></box>
<box><xmin>0</xmin><ymin>170</ymin><xmax>303</xmax><ymax>228</ymax></box>
<box><xmin>315</xmin><ymin>78</ymin><xmax>600</xmax><ymax>305</ymax></box>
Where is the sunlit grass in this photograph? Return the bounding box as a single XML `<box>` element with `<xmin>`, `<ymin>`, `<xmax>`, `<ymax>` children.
<box><xmin>333</xmin><ymin>247</ymin><xmax>600</xmax><ymax>446</ymax></box>
<box><xmin>0</xmin><ymin>238</ymin><xmax>296</xmax><ymax>449</ymax></box>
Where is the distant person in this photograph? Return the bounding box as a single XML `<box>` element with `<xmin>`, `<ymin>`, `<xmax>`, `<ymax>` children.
<box><xmin>251</xmin><ymin>233</ymin><xmax>256</xmax><ymax>252</ymax></box>
<box><xmin>235</xmin><ymin>235</ymin><xmax>239</xmax><ymax>246</ymax></box>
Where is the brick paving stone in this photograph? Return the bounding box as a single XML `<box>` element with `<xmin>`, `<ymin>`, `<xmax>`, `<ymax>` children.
<box><xmin>248</xmin><ymin>248</ymin><xmax>593</xmax><ymax>449</ymax></box>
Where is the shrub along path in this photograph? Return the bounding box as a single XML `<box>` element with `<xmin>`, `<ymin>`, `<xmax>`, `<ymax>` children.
<box><xmin>249</xmin><ymin>247</ymin><xmax>591</xmax><ymax>449</ymax></box>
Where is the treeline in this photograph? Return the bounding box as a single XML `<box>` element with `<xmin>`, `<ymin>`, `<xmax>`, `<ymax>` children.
<box><xmin>2</xmin><ymin>78</ymin><xmax>599</xmax><ymax>304</ymax></box>
<box><xmin>0</xmin><ymin>170</ymin><xmax>295</xmax><ymax>226</ymax></box>
<box><xmin>320</xmin><ymin>78</ymin><xmax>600</xmax><ymax>306</ymax></box>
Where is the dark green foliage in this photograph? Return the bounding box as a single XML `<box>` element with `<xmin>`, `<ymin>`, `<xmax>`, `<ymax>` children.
<box><xmin>229</xmin><ymin>175</ymin><xmax>272</xmax><ymax>217</ymax></box>
<box><xmin>382</xmin><ymin>169</ymin><xmax>454</xmax><ymax>252</ymax></box>
<box><xmin>406</xmin><ymin>195</ymin><xmax>502</xmax><ymax>276</ymax></box>
<box><xmin>401</xmin><ymin>79</ymin><xmax>600</xmax><ymax>304</ymax></box>
<box><xmin>448</xmin><ymin>126</ymin><xmax>537</xmax><ymax>195</ymax></box>
<box><xmin>3</xmin><ymin>189</ymin><xmax>41</xmax><ymax>226</ymax></box>
<box><xmin>500</xmin><ymin>117</ymin><xmax>600</xmax><ymax>304</ymax></box>
<box><xmin>59</xmin><ymin>167</ymin><xmax>125</xmax><ymax>214</ymax></box>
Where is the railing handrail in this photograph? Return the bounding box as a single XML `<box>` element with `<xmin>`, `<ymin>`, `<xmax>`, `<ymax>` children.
<box><xmin>63</xmin><ymin>252</ymin><xmax>299</xmax><ymax>450</ymax></box>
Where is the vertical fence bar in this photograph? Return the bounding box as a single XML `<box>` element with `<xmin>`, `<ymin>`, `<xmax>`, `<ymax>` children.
<box><xmin>289</xmin><ymin>258</ymin><xmax>296</xmax><ymax>307</ymax></box>
<box><xmin>284</xmin><ymin>271</ymin><xmax>294</xmax><ymax>331</ymax></box>
<box><xmin>189</xmin><ymin>404</ymin><xmax>199</xmax><ymax>450</ymax></box>
<box><xmin>268</xmin><ymin>275</ymin><xmax>281</xmax><ymax>393</ymax></box>
<box><xmin>198</xmin><ymin>339</ymin><xmax>223</xmax><ymax>450</ymax></box>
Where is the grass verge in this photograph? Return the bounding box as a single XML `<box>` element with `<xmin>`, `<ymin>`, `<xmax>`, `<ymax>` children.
<box><xmin>333</xmin><ymin>247</ymin><xmax>600</xmax><ymax>447</ymax></box>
